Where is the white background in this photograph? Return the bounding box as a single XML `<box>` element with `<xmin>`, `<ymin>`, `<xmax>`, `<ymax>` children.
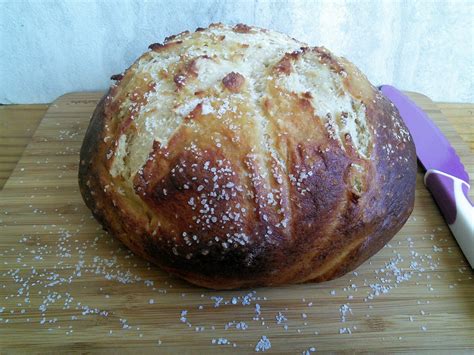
<box><xmin>1</xmin><ymin>0</ymin><xmax>473</xmax><ymax>103</ymax></box>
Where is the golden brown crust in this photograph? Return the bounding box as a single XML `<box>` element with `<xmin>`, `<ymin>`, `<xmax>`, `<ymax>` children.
<box><xmin>79</xmin><ymin>24</ymin><xmax>416</xmax><ymax>289</ymax></box>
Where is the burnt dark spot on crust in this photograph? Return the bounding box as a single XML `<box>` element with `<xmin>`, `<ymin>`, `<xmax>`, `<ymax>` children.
<box><xmin>165</xmin><ymin>31</ymin><xmax>190</xmax><ymax>43</ymax></box>
<box><xmin>222</xmin><ymin>72</ymin><xmax>245</xmax><ymax>93</ymax></box>
<box><xmin>149</xmin><ymin>41</ymin><xmax>182</xmax><ymax>52</ymax></box>
<box><xmin>148</xmin><ymin>43</ymin><xmax>164</xmax><ymax>50</ymax></box>
<box><xmin>233</xmin><ymin>23</ymin><xmax>252</xmax><ymax>33</ymax></box>
<box><xmin>195</xmin><ymin>27</ymin><xmax>206</xmax><ymax>32</ymax></box>
<box><xmin>110</xmin><ymin>73</ymin><xmax>124</xmax><ymax>81</ymax></box>
<box><xmin>298</xmin><ymin>47</ymin><xmax>310</xmax><ymax>54</ymax></box>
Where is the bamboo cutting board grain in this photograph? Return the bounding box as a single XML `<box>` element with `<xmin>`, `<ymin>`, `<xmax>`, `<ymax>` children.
<box><xmin>0</xmin><ymin>92</ymin><xmax>473</xmax><ymax>353</ymax></box>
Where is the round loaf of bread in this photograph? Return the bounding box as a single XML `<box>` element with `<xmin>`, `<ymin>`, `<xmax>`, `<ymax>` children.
<box><xmin>79</xmin><ymin>23</ymin><xmax>416</xmax><ymax>289</ymax></box>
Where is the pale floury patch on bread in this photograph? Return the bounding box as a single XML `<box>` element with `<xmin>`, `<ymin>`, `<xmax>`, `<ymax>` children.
<box><xmin>111</xmin><ymin>25</ymin><xmax>377</xmax><ymax>183</ymax></box>
<box><xmin>110</xmin><ymin>25</ymin><xmax>305</xmax><ymax>182</ymax></box>
<box><xmin>79</xmin><ymin>23</ymin><xmax>416</xmax><ymax>289</ymax></box>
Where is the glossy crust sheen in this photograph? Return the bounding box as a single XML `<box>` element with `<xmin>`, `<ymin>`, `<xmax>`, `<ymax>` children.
<box><xmin>79</xmin><ymin>23</ymin><xmax>416</xmax><ymax>289</ymax></box>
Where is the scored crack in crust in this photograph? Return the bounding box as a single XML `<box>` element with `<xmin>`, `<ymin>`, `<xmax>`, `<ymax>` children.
<box><xmin>79</xmin><ymin>23</ymin><xmax>416</xmax><ymax>289</ymax></box>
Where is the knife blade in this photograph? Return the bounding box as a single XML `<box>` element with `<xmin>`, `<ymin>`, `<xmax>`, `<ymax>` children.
<box><xmin>380</xmin><ymin>85</ymin><xmax>474</xmax><ymax>268</ymax></box>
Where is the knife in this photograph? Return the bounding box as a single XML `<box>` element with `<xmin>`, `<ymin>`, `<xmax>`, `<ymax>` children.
<box><xmin>379</xmin><ymin>85</ymin><xmax>474</xmax><ymax>268</ymax></box>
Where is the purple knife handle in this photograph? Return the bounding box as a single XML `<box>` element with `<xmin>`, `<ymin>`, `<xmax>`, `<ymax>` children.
<box><xmin>424</xmin><ymin>169</ymin><xmax>474</xmax><ymax>267</ymax></box>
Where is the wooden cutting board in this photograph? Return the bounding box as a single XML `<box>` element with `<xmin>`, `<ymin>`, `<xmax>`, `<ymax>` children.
<box><xmin>0</xmin><ymin>92</ymin><xmax>473</xmax><ymax>352</ymax></box>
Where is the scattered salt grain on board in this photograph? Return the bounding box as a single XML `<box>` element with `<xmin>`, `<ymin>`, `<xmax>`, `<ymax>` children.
<box><xmin>255</xmin><ymin>335</ymin><xmax>271</xmax><ymax>352</ymax></box>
